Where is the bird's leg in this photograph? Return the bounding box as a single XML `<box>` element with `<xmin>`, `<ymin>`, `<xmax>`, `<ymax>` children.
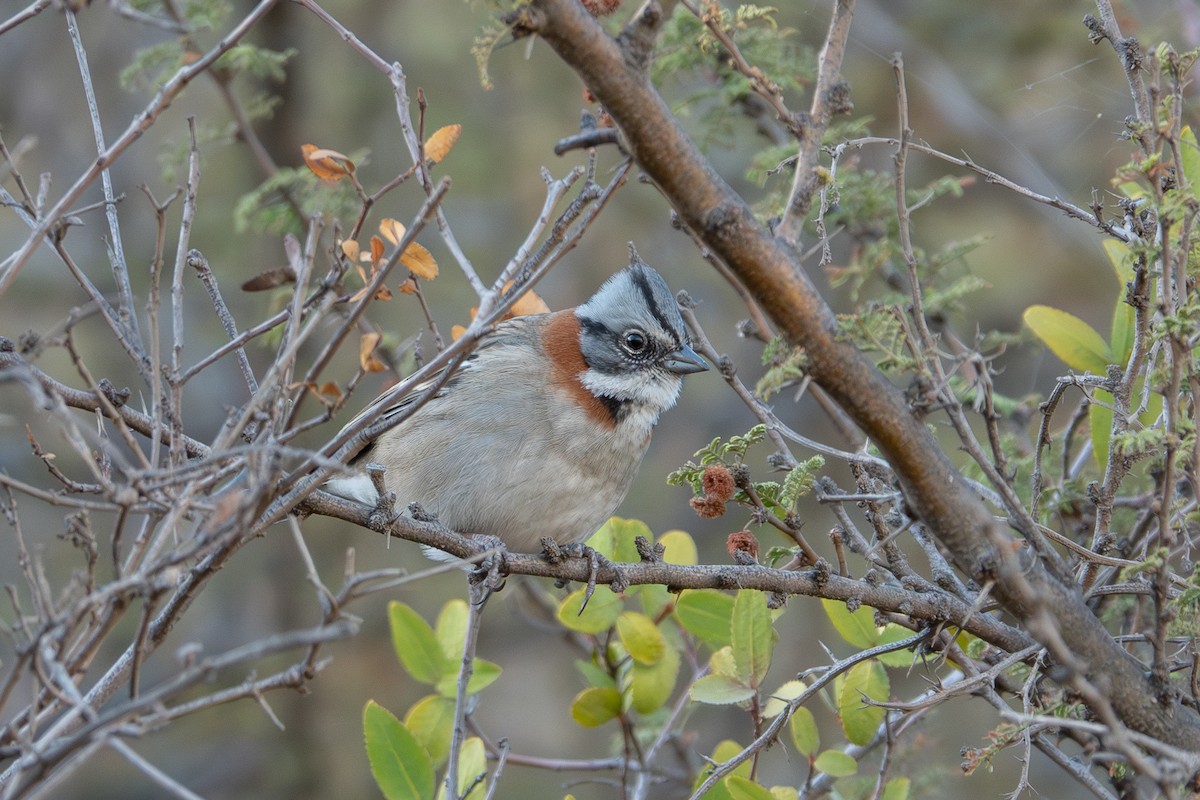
<box><xmin>466</xmin><ymin>534</ymin><xmax>509</xmax><ymax>600</ymax></box>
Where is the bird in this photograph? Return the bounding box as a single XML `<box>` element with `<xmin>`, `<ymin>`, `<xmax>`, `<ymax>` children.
<box><xmin>323</xmin><ymin>258</ymin><xmax>709</xmax><ymax>556</ymax></box>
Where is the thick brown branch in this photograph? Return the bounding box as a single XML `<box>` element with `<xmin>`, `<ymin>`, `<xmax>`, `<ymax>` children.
<box><xmin>526</xmin><ymin>0</ymin><xmax>1200</xmax><ymax>749</ymax></box>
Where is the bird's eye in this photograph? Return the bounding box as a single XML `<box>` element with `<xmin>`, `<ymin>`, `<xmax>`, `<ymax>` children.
<box><xmin>622</xmin><ymin>330</ymin><xmax>647</xmax><ymax>353</ymax></box>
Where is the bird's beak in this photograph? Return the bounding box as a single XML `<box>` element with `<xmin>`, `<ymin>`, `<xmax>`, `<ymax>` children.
<box><xmin>665</xmin><ymin>343</ymin><xmax>710</xmax><ymax>375</ymax></box>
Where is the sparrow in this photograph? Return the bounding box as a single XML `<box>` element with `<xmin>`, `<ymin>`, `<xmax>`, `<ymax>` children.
<box><xmin>324</xmin><ymin>258</ymin><xmax>708</xmax><ymax>554</ymax></box>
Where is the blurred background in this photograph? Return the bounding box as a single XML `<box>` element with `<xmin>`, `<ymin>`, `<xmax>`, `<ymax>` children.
<box><xmin>1</xmin><ymin>0</ymin><xmax>1198</xmax><ymax>797</ymax></box>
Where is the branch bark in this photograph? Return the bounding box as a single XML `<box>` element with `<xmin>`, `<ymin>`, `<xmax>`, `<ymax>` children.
<box><xmin>526</xmin><ymin>0</ymin><xmax>1200</xmax><ymax>749</ymax></box>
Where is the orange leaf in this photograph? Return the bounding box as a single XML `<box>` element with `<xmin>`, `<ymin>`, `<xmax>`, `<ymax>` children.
<box><xmin>450</xmin><ymin>324</ymin><xmax>467</xmax><ymax>341</ymax></box>
<box><xmin>359</xmin><ymin>333</ymin><xmax>388</xmax><ymax>373</ymax></box>
<box><xmin>307</xmin><ymin>381</ymin><xmax>343</xmax><ymax>406</ymax></box>
<box><xmin>398</xmin><ymin>278</ymin><xmax>418</xmax><ymax>294</ymax></box>
<box><xmin>379</xmin><ymin>218</ymin><xmax>405</xmax><ymax>246</ymax></box>
<box><xmin>424</xmin><ymin>124</ymin><xmax>462</xmax><ymax>164</ymax></box>
<box><xmin>502</xmin><ymin>280</ymin><xmax>550</xmax><ymax>317</ymax></box>
<box><xmin>340</xmin><ymin>239</ymin><xmax>360</xmax><ymax>261</ymax></box>
<box><xmin>400</xmin><ymin>242</ymin><xmax>439</xmax><ymax>280</ymax></box>
<box><xmin>369</xmin><ymin>235</ymin><xmax>385</xmax><ymax>265</ymax></box>
<box><xmin>301</xmin><ymin>144</ymin><xmax>355</xmax><ymax>182</ymax></box>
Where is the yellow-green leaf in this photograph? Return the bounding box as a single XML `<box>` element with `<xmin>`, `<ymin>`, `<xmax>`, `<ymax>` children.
<box><xmin>690</xmin><ymin>673</ymin><xmax>755</xmax><ymax>705</ymax></box>
<box><xmin>1181</xmin><ymin>126</ymin><xmax>1200</xmax><ymax>192</ymax></box>
<box><xmin>724</xmin><ymin>775</ymin><xmax>776</xmax><ymax>800</ymax></box>
<box><xmin>876</xmin><ymin>624</ymin><xmax>917</xmax><ymax>668</ymax></box>
<box><xmin>575</xmin><ymin>658</ymin><xmax>616</xmax><ymax>690</ymax></box>
<box><xmin>709</xmin><ymin>646</ymin><xmax>737</xmax><ymax>678</ymax></box>
<box><xmin>813</xmin><ymin>749</ymin><xmax>858</xmax><ymax>778</ymax></box>
<box><xmin>1102</xmin><ymin>238</ymin><xmax>1134</xmax><ymax>284</ymax></box>
<box><xmin>675</xmin><ymin>589</ymin><xmax>734</xmax><ymax>649</ymax></box>
<box><xmin>570</xmin><ymin>686</ymin><xmax>622</xmax><ymax>727</ymax></box>
<box><xmin>435</xmin><ymin>658</ymin><xmax>502</xmax><ymax>698</ymax></box>
<box><xmin>403</xmin><ymin>695</ymin><xmax>454</xmax><ymax>767</ymax></box>
<box><xmin>435</xmin><ymin>600</ymin><xmax>467</xmax><ymax>662</ymax></box>
<box><xmin>693</xmin><ymin>740</ymin><xmax>750</xmax><ymax>800</ymax></box>
<box><xmin>762</xmin><ymin>679</ymin><xmax>807</xmax><ymax>718</ymax></box>
<box><xmin>586</xmin><ymin>517</ymin><xmax>648</xmax><ymax>563</ymax></box>
<box><xmin>882</xmin><ymin>776</ymin><xmax>911</xmax><ymax>800</ymax></box>
<box><xmin>617</xmin><ymin>611</ymin><xmax>665</xmax><ymax>665</ymax></box>
<box><xmin>658</xmin><ymin>529</ymin><xmax>699</xmax><ymax>565</ymax></box>
<box><xmin>838</xmin><ymin>660</ymin><xmax>889</xmax><ymax>746</ymax></box>
<box><xmin>820</xmin><ymin>598</ymin><xmax>880</xmax><ymax>649</ymax></box>
<box><xmin>363</xmin><ymin>701</ymin><xmax>435</xmax><ymax>800</ymax></box>
<box><xmin>438</xmin><ymin>736</ymin><xmax>486</xmax><ymax>800</ymax></box>
<box><xmin>557</xmin><ymin>586</ymin><xmax>622</xmax><ymax>634</ymax></box>
<box><xmin>1023</xmin><ymin>305</ymin><xmax>1112</xmax><ymax>373</ymax></box>
<box><xmin>789</xmin><ymin>706</ymin><xmax>820</xmax><ymax>756</ymax></box>
<box><xmin>731</xmin><ymin>590</ymin><xmax>772</xmax><ymax>688</ymax></box>
<box><xmin>389</xmin><ymin>601</ymin><xmax>450</xmax><ymax>685</ymax></box>
<box><xmin>630</xmin><ymin>640</ymin><xmax>679</xmax><ymax>713</ymax></box>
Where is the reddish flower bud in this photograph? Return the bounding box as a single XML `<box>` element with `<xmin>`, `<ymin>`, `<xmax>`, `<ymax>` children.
<box><xmin>701</xmin><ymin>464</ymin><xmax>736</xmax><ymax>503</ymax></box>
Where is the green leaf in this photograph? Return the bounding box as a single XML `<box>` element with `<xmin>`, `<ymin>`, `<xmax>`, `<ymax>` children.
<box><xmin>1102</xmin><ymin>238</ymin><xmax>1134</xmax><ymax>284</ymax></box>
<box><xmin>557</xmin><ymin>586</ymin><xmax>623</xmax><ymax>634</ymax></box>
<box><xmin>575</xmin><ymin>658</ymin><xmax>617</xmax><ymax>690</ymax></box>
<box><xmin>586</xmin><ymin>517</ymin><xmax>648</xmax><ymax>563</ymax></box>
<box><xmin>762</xmin><ymin>679</ymin><xmax>807</xmax><ymax>718</ymax></box>
<box><xmin>1181</xmin><ymin>126</ymin><xmax>1200</xmax><ymax>193</ymax></box>
<box><xmin>434</xmin><ymin>600</ymin><xmax>468</xmax><ymax>662</ymax></box>
<box><xmin>820</xmin><ymin>598</ymin><xmax>880</xmax><ymax>649</ymax></box>
<box><xmin>403</xmin><ymin>695</ymin><xmax>454</xmax><ymax>767</ymax></box>
<box><xmin>882</xmin><ymin>776</ymin><xmax>911</xmax><ymax>800</ymax></box>
<box><xmin>875</xmin><ymin>624</ymin><xmax>918</xmax><ymax>668</ymax></box>
<box><xmin>813</xmin><ymin>749</ymin><xmax>858</xmax><ymax>778</ymax></box>
<box><xmin>658</xmin><ymin>528</ymin><xmax>699</xmax><ymax>565</ymax></box>
<box><xmin>570</xmin><ymin>686</ymin><xmax>623</xmax><ymax>727</ymax></box>
<box><xmin>1102</xmin><ymin>239</ymin><xmax>1136</xmax><ymax>367</ymax></box>
<box><xmin>389</xmin><ymin>602</ymin><xmax>451</xmax><ymax>685</ymax></box>
<box><xmin>709</xmin><ymin>646</ymin><xmax>737</xmax><ymax>677</ymax></box>
<box><xmin>363</xmin><ymin>701</ymin><xmax>435</xmax><ymax>800</ymax></box>
<box><xmin>1089</xmin><ymin>381</ymin><xmax>1163</xmax><ymax>468</ymax></box>
<box><xmin>638</xmin><ymin>582</ymin><xmax>673</xmax><ymax>619</ymax></box>
<box><xmin>675</xmin><ymin>590</ymin><xmax>735</xmax><ymax>649</ymax></box>
<box><xmin>789</xmin><ymin>706</ymin><xmax>820</xmax><ymax>756</ymax></box>
<box><xmin>617</xmin><ymin>611</ymin><xmax>666</xmax><ymax>665</ymax></box>
<box><xmin>630</xmin><ymin>640</ymin><xmax>680</xmax><ymax>713</ymax></box>
<box><xmin>690</xmin><ymin>673</ymin><xmax>756</xmax><ymax>705</ymax></box>
<box><xmin>731</xmin><ymin>590</ymin><xmax>772</xmax><ymax>688</ymax></box>
<box><xmin>1023</xmin><ymin>305</ymin><xmax>1112</xmax><ymax>373</ymax></box>
<box><xmin>838</xmin><ymin>660</ymin><xmax>889</xmax><ymax>746</ymax></box>
<box><xmin>692</xmin><ymin>740</ymin><xmax>751</xmax><ymax>800</ymax></box>
<box><xmin>724</xmin><ymin>775</ymin><xmax>777</xmax><ymax>800</ymax></box>
<box><xmin>440</xmin><ymin>737</ymin><xmax>487</xmax><ymax>800</ymax></box>
<box><xmin>435</xmin><ymin>658</ymin><xmax>502</xmax><ymax>698</ymax></box>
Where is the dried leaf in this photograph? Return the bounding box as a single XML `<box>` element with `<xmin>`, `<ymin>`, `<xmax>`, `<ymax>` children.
<box><xmin>400</xmin><ymin>242</ymin><xmax>439</xmax><ymax>280</ymax></box>
<box><xmin>340</xmin><ymin>239</ymin><xmax>360</xmax><ymax>261</ymax></box>
<box><xmin>241</xmin><ymin>266</ymin><xmax>296</xmax><ymax>292</ymax></box>
<box><xmin>398</xmin><ymin>278</ymin><xmax>418</xmax><ymax>294</ymax></box>
<box><xmin>379</xmin><ymin>218</ymin><xmax>405</xmax><ymax>246</ymax></box>
<box><xmin>369</xmin><ymin>235</ymin><xmax>385</xmax><ymax>265</ymax></box>
<box><xmin>359</xmin><ymin>333</ymin><xmax>388</xmax><ymax>373</ymax></box>
<box><xmin>502</xmin><ymin>280</ymin><xmax>550</xmax><ymax>317</ymax></box>
<box><xmin>301</xmin><ymin>144</ymin><xmax>355</xmax><ymax>181</ymax></box>
<box><xmin>450</xmin><ymin>324</ymin><xmax>467</xmax><ymax>341</ymax></box>
<box><xmin>307</xmin><ymin>381</ymin><xmax>343</xmax><ymax>406</ymax></box>
<box><xmin>424</xmin><ymin>124</ymin><xmax>462</xmax><ymax>164</ymax></box>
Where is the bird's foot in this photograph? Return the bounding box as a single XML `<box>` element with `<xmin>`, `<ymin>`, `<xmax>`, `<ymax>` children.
<box><xmin>540</xmin><ymin>538</ymin><xmax>629</xmax><ymax>614</ymax></box>
<box><xmin>467</xmin><ymin>534</ymin><xmax>509</xmax><ymax>601</ymax></box>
